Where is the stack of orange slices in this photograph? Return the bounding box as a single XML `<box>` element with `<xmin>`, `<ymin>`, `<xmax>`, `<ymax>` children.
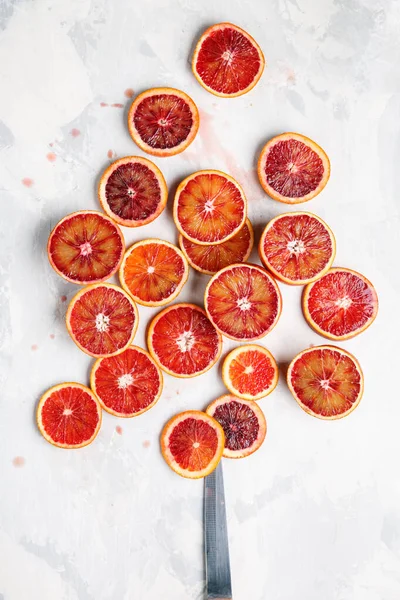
<box><xmin>37</xmin><ymin>22</ymin><xmax>378</xmax><ymax>483</ymax></box>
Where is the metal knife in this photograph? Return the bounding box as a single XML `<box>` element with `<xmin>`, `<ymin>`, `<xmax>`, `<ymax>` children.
<box><xmin>204</xmin><ymin>461</ymin><xmax>233</xmax><ymax>600</ymax></box>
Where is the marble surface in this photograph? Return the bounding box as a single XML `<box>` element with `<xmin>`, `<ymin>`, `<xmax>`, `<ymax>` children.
<box><xmin>1</xmin><ymin>0</ymin><xmax>400</xmax><ymax>598</ymax></box>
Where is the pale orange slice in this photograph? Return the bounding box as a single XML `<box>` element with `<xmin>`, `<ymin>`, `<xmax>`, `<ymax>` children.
<box><xmin>119</xmin><ymin>239</ymin><xmax>189</xmax><ymax>306</ymax></box>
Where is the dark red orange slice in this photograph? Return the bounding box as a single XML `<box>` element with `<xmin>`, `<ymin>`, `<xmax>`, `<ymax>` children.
<box><xmin>90</xmin><ymin>345</ymin><xmax>163</xmax><ymax>418</ymax></box>
<box><xmin>205</xmin><ymin>263</ymin><xmax>282</xmax><ymax>341</ymax></box>
<box><xmin>257</xmin><ymin>133</ymin><xmax>330</xmax><ymax>203</ymax></box>
<box><xmin>98</xmin><ymin>156</ymin><xmax>167</xmax><ymax>227</ymax></box>
<box><xmin>259</xmin><ymin>212</ymin><xmax>336</xmax><ymax>285</ymax></box>
<box><xmin>147</xmin><ymin>303</ymin><xmax>222</xmax><ymax>378</ymax></box>
<box><xmin>303</xmin><ymin>267</ymin><xmax>378</xmax><ymax>340</ymax></box>
<box><xmin>206</xmin><ymin>395</ymin><xmax>267</xmax><ymax>458</ymax></box>
<box><xmin>37</xmin><ymin>383</ymin><xmax>102</xmax><ymax>448</ymax></box>
<box><xmin>179</xmin><ymin>218</ymin><xmax>253</xmax><ymax>275</ymax></box>
<box><xmin>47</xmin><ymin>210</ymin><xmax>124</xmax><ymax>284</ymax></box>
<box><xmin>173</xmin><ymin>170</ymin><xmax>247</xmax><ymax>245</ymax></box>
<box><xmin>127</xmin><ymin>88</ymin><xmax>199</xmax><ymax>157</ymax></box>
<box><xmin>160</xmin><ymin>410</ymin><xmax>225</xmax><ymax>478</ymax></box>
<box><xmin>192</xmin><ymin>23</ymin><xmax>265</xmax><ymax>97</ymax></box>
<box><xmin>287</xmin><ymin>345</ymin><xmax>364</xmax><ymax>419</ymax></box>
<box><xmin>66</xmin><ymin>283</ymin><xmax>138</xmax><ymax>357</ymax></box>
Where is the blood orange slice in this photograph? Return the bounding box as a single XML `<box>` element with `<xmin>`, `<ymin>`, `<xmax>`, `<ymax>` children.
<box><xmin>206</xmin><ymin>395</ymin><xmax>266</xmax><ymax>458</ymax></box>
<box><xmin>192</xmin><ymin>23</ymin><xmax>265</xmax><ymax>97</ymax></box>
<box><xmin>287</xmin><ymin>345</ymin><xmax>364</xmax><ymax>420</ymax></box>
<box><xmin>47</xmin><ymin>210</ymin><xmax>124</xmax><ymax>284</ymax></box>
<box><xmin>259</xmin><ymin>212</ymin><xmax>336</xmax><ymax>285</ymax></box>
<box><xmin>179</xmin><ymin>218</ymin><xmax>253</xmax><ymax>275</ymax></box>
<box><xmin>119</xmin><ymin>239</ymin><xmax>188</xmax><ymax>307</ymax></box>
<box><xmin>160</xmin><ymin>410</ymin><xmax>225</xmax><ymax>478</ymax></box>
<box><xmin>127</xmin><ymin>88</ymin><xmax>199</xmax><ymax>157</ymax></box>
<box><xmin>303</xmin><ymin>267</ymin><xmax>378</xmax><ymax>340</ymax></box>
<box><xmin>98</xmin><ymin>156</ymin><xmax>167</xmax><ymax>227</ymax></box>
<box><xmin>90</xmin><ymin>345</ymin><xmax>163</xmax><ymax>418</ymax></box>
<box><xmin>147</xmin><ymin>303</ymin><xmax>222</xmax><ymax>378</ymax></box>
<box><xmin>173</xmin><ymin>170</ymin><xmax>247</xmax><ymax>245</ymax></box>
<box><xmin>222</xmin><ymin>345</ymin><xmax>278</xmax><ymax>401</ymax></box>
<box><xmin>37</xmin><ymin>383</ymin><xmax>102</xmax><ymax>449</ymax></box>
<box><xmin>257</xmin><ymin>133</ymin><xmax>330</xmax><ymax>203</ymax></box>
<box><xmin>66</xmin><ymin>283</ymin><xmax>138</xmax><ymax>357</ymax></box>
<box><xmin>205</xmin><ymin>263</ymin><xmax>282</xmax><ymax>341</ymax></box>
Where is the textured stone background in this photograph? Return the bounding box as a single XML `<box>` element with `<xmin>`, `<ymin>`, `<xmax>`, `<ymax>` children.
<box><xmin>0</xmin><ymin>0</ymin><xmax>399</xmax><ymax>598</ymax></box>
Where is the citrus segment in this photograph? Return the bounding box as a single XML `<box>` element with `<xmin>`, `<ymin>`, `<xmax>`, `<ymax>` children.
<box><xmin>66</xmin><ymin>283</ymin><xmax>138</xmax><ymax>357</ymax></box>
<box><xmin>257</xmin><ymin>133</ymin><xmax>330</xmax><ymax>203</ymax></box>
<box><xmin>206</xmin><ymin>395</ymin><xmax>266</xmax><ymax>458</ymax></box>
<box><xmin>119</xmin><ymin>239</ymin><xmax>189</xmax><ymax>306</ymax></box>
<box><xmin>287</xmin><ymin>346</ymin><xmax>364</xmax><ymax>419</ymax></box>
<box><xmin>37</xmin><ymin>383</ymin><xmax>102</xmax><ymax>449</ymax></box>
<box><xmin>222</xmin><ymin>345</ymin><xmax>278</xmax><ymax>400</ymax></box>
<box><xmin>303</xmin><ymin>267</ymin><xmax>378</xmax><ymax>340</ymax></box>
<box><xmin>192</xmin><ymin>23</ymin><xmax>265</xmax><ymax>97</ymax></box>
<box><xmin>127</xmin><ymin>88</ymin><xmax>199</xmax><ymax>157</ymax></box>
<box><xmin>90</xmin><ymin>345</ymin><xmax>162</xmax><ymax>417</ymax></box>
<box><xmin>48</xmin><ymin>211</ymin><xmax>124</xmax><ymax>284</ymax></box>
<box><xmin>259</xmin><ymin>212</ymin><xmax>336</xmax><ymax>285</ymax></box>
<box><xmin>147</xmin><ymin>303</ymin><xmax>222</xmax><ymax>378</ymax></box>
<box><xmin>98</xmin><ymin>156</ymin><xmax>167</xmax><ymax>227</ymax></box>
<box><xmin>205</xmin><ymin>264</ymin><xmax>282</xmax><ymax>341</ymax></box>
<box><xmin>173</xmin><ymin>170</ymin><xmax>247</xmax><ymax>245</ymax></box>
<box><xmin>160</xmin><ymin>410</ymin><xmax>225</xmax><ymax>478</ymax></box>
<box><xmin>179</xmin><ymin>218</ymin><xmax>253</xmax><ymax>275</ymax></box>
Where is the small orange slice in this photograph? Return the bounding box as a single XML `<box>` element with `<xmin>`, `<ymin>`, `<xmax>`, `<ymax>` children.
<box><xmin>128</xmin><ymin>87</ymin><xmax>199</xmax><ymax>157</ymax></box>
<box><xmin>222</xmin><ymin>345</ymin><xmax>278</xmax><ymax>401</ymax></box>
<box><xmin>287</xmin><ymin>345</ymin><xmax>364</xmax><ymax>420</ymax></box>
<box><xmin>259</xmin><ymin>212</ymin><xmax>336</xmax><ymax>285</ymax></box>
<box><xmin>160</xmin><ymin>410</ymin><xmax>225</xmax><ymax>478</ymax></box>
<box><xmin>173</xmin><ymin>170</ymin><xmax>247</xmax><ymax>245</ymax></box>
<box><xmin>206</xmin><ymin>395</ymin><xmax>267</xmax><ymax>458</ymax></box>
<box><xmin>302</xmin><ymin>267</ymin><xmax>378</xmax><ymax>340</ymax></box>
<box><xmin>90</xmin><ymin>345</ymin><xmax>163</xmax><ymax>418</ymax></box>
<box><xmin>98</xmin><ymin>156</ymin><xmax>167</xmax><ymax>227</ymax></box>
<box><xmin>66</xmin><ymin>283</ymin><xmax>138</xmax><ymax>357</ymax></box>
<box><xmin>179</xmin><ymin>218</ymin><xmax>254</xmax><ymax>275</ymax></box>
<box><xmin>148</xmin><ymin>303</ymin><xmax>222</xmax><ymax>378</ymax></box>
<box><xmin>37</xmin><ymin>383</ymin><xmax>102</xmax><ymax>449</ymax></box>
<box><xmin>192</xmin><ymin>23</ymin><xmax>265</xmax><ymax>98</ymax></box>
<box><xmin>205</xmin><ymin>263</ymin><xmax>282</xmax><ymax>341</ymax></box>
<box><xmin>47</xmin><ymin>210</ymin><xmax>125</xmax><ymax>284</ymax></box>
<box><xmin>257</xmin><ymin>133</ymin><xmax>330</xmax><ymax>203</ymax></box>
<box><xmin>119</xmin><ymin>239</ymin><xmax>189</xmax><ymax>306</ymax></box>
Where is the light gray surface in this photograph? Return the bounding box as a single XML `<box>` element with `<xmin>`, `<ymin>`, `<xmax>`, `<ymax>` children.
<box><xmin>1</xmin><ymin>1</ymin><xmax>400</xmax><ymax>599</ymax></box>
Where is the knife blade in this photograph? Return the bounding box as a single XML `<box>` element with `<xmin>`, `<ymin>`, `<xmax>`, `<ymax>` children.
<box><xmin>204</xmin><ymin>461</ymin><xmax>233</xmax><ymax>600</ymax></box>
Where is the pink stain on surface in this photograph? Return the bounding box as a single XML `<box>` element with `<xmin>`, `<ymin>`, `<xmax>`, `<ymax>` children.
<box><xmin>107</xmin><ymin>149</ymin><xmax>115</xmax><ymax>159</ymax></box>
<box><xmin>22</xmin><ymin>177</ymin><xmax>34</xmax><ymax>187</ymax></box>
<box><xmin>143</xmin><ymin>440</ymin><xmax>151</xmax><ymax>448</ymax></box>
<box><xmin>60</xmin><ymin>295</ymin><xmax>67</xmax><ymax>303</ymax></box>
<box><xmin>111</xmin><ymin>103</ymin><xmax>124</xmax><ymax>108</ymax></box>
<box><xmin>31</xmin><ymin>344</ymin><xmax>38</xmax><ymax>351</ymax></box>
<box><xmin>13</xmin><ymin>457</ymin><xmax>25</xmax><ymax>468</ymax></box>
<box><xmin>70</xmin><ymin>128</ymin><xmax>81</xmax><ymax>137</ymax></box>
<box><xmin>47</xmin><ymin>152</ymin><xmax>57</xmax><ymax>162</ymax></box>
<box><xmin>50</xmin><ymin>334</ymin><xmax>55</xmax><ymax>339</ymax></box>
<box><xmin>124</xmin><ymin>88</ymin><xmax>134</xmax><ymax>98</ymax></box>
<box><xmin>100</xmin><ymin>102</ymin><xmax>109</xmax><ymax>107</ymax></box>
<box><xmin>198</xmin><ymin>109</ymin><xmax>259</xmax><ymax>196</ymax></box>
<box><xmin>116</xmin><ymin>426</ymin><xmax>123</xmax><ymax>435</ymax></box>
